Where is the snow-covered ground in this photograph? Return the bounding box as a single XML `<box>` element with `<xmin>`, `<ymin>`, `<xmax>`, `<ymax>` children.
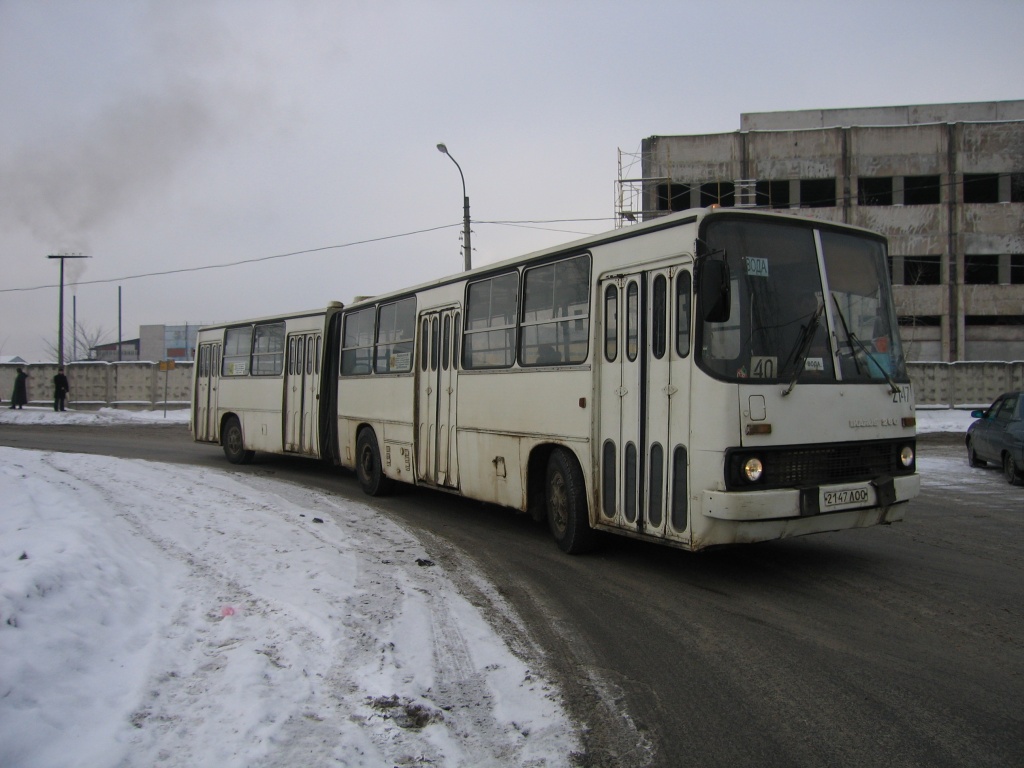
<box><xmin>0</xmin><ymin>406</ymin><xmax>980</xmax><ymax>767</ymax></box>
<box><xmin>0</xmin><ymin>408</ymin><xmax>579</xmax><ymax>768</ymax></box>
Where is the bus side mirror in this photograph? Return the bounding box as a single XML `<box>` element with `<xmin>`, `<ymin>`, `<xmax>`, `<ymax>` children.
<box><xmin>700</xmin><ymin>259</ymin><xmax>731</xmax><ymax>323</ymax></box>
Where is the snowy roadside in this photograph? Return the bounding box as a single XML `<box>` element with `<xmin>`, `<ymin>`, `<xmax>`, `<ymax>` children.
<box><xmin>0</xmin><ymin>431</ymin><xmax>581</xmax><ymax>767</ymax></box>
<box><xmin>0</xmin><ymin>404</ymin><xmax>977</xmax><ymax>767</ymax></box>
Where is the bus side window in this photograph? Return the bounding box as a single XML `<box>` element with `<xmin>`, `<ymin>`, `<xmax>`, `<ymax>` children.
<box><xmin>421</xmin><ymin>318</ymin><xmax>430</xmax><ymax>372</ymax></box>
<box><xmin>626</xmin><ymin>282</ymin><xmax>639</xmax><ymax>362</ymax></box>
<box><xmin>464</xmin><ymin>272</ymin><xmax>519</xmax><ymax>369</ymax></box>
<box><xmin>251</xmin><ymin>322</ymin><xmax>285</xmax><ymax>376</ymax></box>
<box><xmin>652</xmin><ymin>275</ymin><xmax>667</xmax><ymax>359</ymax></box>
<box><xmin>453</xmin><ymin>313</ymin><xmax>461</xmax><ymax>370</ymax></box>
<box><xmin>604</xmin><ymin>284</ymin><xmax>618</xmax><ymax>362</ymax></box>
<box><xmin>677</xmin><ymin>272</ymin><xmax>691</xmax><ymax>357</ymax></box>
<box><xmin>376</xmin><ymin>297</ymin><xmax>416</xmax><ymax>374</ymax></box>
<box><xmin>520</xmin><ymin>254</ymin><xmax>591</xmax><ymax>366</ymax></box>
<box><xmin>223</xmin><ymin>326</ymin><xmax>253</xmax><ymax>376</ymax></box>
<box><xmin>442</xmin><ymin>315</ymin><xmax>451</xmax><ymax>370</ymax></box>
<box><xmin>341</xmin><ymin>307</ymin><xmax>375</xmax><ymax>375</ymax></box>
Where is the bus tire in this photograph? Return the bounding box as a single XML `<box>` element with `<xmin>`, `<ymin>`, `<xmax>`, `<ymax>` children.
<box><xmin>546</xmin><ymin>448</ymin><xmax>595</xmax><ymax>554</ymax></box>
<box><xmin>356</xmin><ymin>429</ymin><xmax>392</xmax><ymax>496</ymax></box>
<box><xmin>222</xmin><ymin>416</ymin><xmax>254</xmax><ymax>465</ymax></box>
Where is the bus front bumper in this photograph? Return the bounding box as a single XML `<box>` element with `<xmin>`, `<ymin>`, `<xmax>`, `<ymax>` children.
<box><xmin>702</xmin><ymin>474</ymin><xmax>920</xmax><ymax>522</ymax></box>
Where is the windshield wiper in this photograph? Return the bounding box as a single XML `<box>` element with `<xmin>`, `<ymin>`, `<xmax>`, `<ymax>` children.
<box><xmin>830</xmin><ymin>293</ymin><xmax>902</xmax><ymax>395</ymax></box>
<box><xmin>781</xmin><ymin>302</ymin><xmax>824</xmax><ymax>397</ymax></box>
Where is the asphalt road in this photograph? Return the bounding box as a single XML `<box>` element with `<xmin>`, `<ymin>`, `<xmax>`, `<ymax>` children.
<box><xmin>1</xmin><ymin>424</ymin><xmax>1021</xmax><ymax>767</ymax></box>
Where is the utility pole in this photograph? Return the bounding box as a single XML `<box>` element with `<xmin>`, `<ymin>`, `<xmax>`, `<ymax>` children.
<box><xmin>47</xmin><ymin>253</ymin><xmax>90</xmax><ymax>365</ymax></box>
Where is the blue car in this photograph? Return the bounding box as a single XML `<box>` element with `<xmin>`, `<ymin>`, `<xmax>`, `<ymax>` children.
<box><xmin>966</xmin><ymin>391</ymin><xmax>1024</xmax><ymax>486</ymax></box>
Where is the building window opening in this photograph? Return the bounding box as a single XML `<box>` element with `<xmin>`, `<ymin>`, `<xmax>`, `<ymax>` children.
<box><xmin>904</xmin><ymin>255</ymin><xmax>942</xmax><ymax>286</ymax></box>
<box><xmin>859</xmin><ymin>177</ymin><xmax>893</xmax><ymax>206</ymax></box>
<box><xmin>1012</xmin><ymin>173</ymin><xmax>1024</xmax><ymax>203</ymax></box>
<box><xmin>904</xmin><ymin>175</ymin><xmax>941</xmax><ymax>205</ymax></box>
<box><xmin>1012</xmin><ymin>255</ymin><xmax>1024</xmax><ymax>285</ymax></box>
<box><xmin>701</xmin><ymin>181</ymin><xmax>735</xmax><ymax>208</ymax></box>
<box><xmin>898</xmin><ymin>316</ymin><xmax>941</xmax><ymax>327</ymax></box>
<box><xmin>754</xmin><ymin>180</ymin><xmax>790</xmax><ymax>208</ymax></box>
<box><xmin>656</xmin><ymin>183</ymin><xmax>692</xmax><ymax>212</ymax></box>
<box><xmin>963</xmin><ymin>173</ymin><xmax>1000</xmax><ymax>204</ymax></box>
<box><xmin>965</xmin><ymin>254</ymin><xmax>1000</xmax><ymax>285</ymax></box>
<box><xmin>965</xmin><ymin>315</ymin><xmax>1024</xmax><ymax>327</ymax></box>
<box><xmin>800</xmin><ymin>178</ymin><xmax>835</xmax><ymax>208</ymax></box>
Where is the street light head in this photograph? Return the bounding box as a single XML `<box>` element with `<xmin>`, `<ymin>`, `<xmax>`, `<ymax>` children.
<box><xmin>436</xmin><ymin>143</ymin><xmax>448</xmax><ymax>155</ymax></box>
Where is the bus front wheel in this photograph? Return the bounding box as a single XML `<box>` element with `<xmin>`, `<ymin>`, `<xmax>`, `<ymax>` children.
<box><xmin>546</xmin><ymin>449</ymin><xmax>595</xmax><ymax>554</ymax></box>
<box><xmin>356</xmin><ymin>429</ymin><xmax>392</xmax><ymax>496</ymax></box>
<box><xmin>222</xmin><ymin>416</ymin><xmax>254</xmax><ymax>465</ymax></box>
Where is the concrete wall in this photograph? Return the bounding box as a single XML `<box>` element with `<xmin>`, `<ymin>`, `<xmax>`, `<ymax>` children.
<box><xmin>741</xmin><ymin>100</ymin><xmax>1024</xmax><ymax>131</ymax></box>
<box><xmin>1</xmin><ymin>361</ymin><xmax>194</xmax><ymax>410</ymax></box>
<box><xmin>908</xmin><ymin>361</ymin><xmax>1024</xmax><ymax>407</ymax></box>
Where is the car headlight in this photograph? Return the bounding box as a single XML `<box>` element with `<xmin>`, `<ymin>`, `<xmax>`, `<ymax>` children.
<box><xmin>743</xmin><ymin>457</ymin><xmax>764</xmax><ymax>483</ymax></box>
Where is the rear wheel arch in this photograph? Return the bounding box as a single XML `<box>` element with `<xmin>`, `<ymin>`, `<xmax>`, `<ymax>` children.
<box><xmin>221</xmin><ymin>414</ymin><xmax>254</xmax><ymax>465</ymax></box>
<box><xmin>355</xmin><ymin>426</ymin><xmax>393</xmax><ymax>496</ymax></box>
<box><xmin>544</xmin><ymin>446</ymin><xmax>596</xmax><ymax>554</ymax></box>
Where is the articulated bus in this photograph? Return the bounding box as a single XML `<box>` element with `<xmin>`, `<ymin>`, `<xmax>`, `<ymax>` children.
<box><xmin>193</xmin><ymin>304</ymin><xmax>343</xmax><ymax>464</ymax></box>
<box><xmin>192</xmin><ymin>208</ymin><xmax>920</xmax><ymax>553</ymax></box>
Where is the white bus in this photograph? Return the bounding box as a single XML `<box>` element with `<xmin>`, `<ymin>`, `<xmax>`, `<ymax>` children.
<box><xmin>193</xmin><ymin>304</ymin><xmax>343</xmax><ymax>464</ymax></box>
<box><xmin>193</xmin><ymin>208</ymin><xmax>920</xmax><ymax>553</ymax></box>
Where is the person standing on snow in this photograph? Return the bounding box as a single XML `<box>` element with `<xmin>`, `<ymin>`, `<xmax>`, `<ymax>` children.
<box><xmin>53</xmin><ymin>367</ymin><xmax>69</xmax><ymax>411</ymax></box>
<box><xmin>10</xmin><ymin>367</ymin><xmax>28</xmax><ymax>409</ymax></box>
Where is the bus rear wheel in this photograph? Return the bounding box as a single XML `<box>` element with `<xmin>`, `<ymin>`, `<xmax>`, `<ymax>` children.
<box><xmin>356</xmin><ymin>429</ymin><xmax>392</xmax><ymax>496</ymax></box>
<box><xmin>546</xmin><ymin>448</ymin><xmax>595</xmax><ymax>554</ymax></box>
<box><xmin>222</xmin><ymin>416</ymin><xmax>254</xmax><ymax>465</ymax></box>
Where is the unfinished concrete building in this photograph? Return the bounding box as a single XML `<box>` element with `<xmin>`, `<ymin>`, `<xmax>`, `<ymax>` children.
<box><xmin>622</xmin><ymin>101</ymin><xmax>1024</xmax><ymax>361</ymax></box>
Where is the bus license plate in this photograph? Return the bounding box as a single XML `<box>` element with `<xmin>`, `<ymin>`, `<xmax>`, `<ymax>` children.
<box><xmin>821</xmin><ymin>485</ymin><xmax>872</xmax><ymax>511</ymax></box>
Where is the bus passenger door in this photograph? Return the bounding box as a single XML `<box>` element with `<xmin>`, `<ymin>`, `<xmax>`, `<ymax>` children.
<box><xmin>284</xmin><ymin>332</ymin><xmax>322</xmax><ymax>455</ymax></box>
<box><xmin>194</xmin><ymin>342</ymin><xmax>221</xmax><ymax>442</ymax></box>
<box><xmin>598</xmin><ymin>276</ymin><xmax>642</xmax><ymax>534</ymax></box>
<box><xmin>643</xmin><ymin>269</ymin><xmax>691</xmax><ymax>540</ymax></box>
<box><xmin>598</xmin><ymin>268</ymin><xmax>691</xmax><ymax>540</ymax></box>
<box><xmin>416</xmin><ymin>308</ymin><xmax>461</xmax><ymax>489</ymax></box>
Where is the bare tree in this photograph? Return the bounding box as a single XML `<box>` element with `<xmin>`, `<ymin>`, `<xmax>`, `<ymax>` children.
<box><xmin>43</xmin><ymin>321</ymin><xmax>113</xmax><ymax>362</ymax></box>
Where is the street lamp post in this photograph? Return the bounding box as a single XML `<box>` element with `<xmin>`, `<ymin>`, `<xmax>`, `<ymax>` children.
<box><xmin>436</xmin><ymin>143</ymin><xmax>472</xmax><ymax>271</ymax></box>
<box><xmin>47</xmin><ymin>253</ymin><xmax>91</xmax><ymax>365</ymax></box>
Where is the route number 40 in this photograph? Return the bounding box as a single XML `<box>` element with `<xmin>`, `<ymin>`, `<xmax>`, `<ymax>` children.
<box><xmin>751</xmin><ymin>356</ymin><xmax>777</xmax><ymax>379</ymax></box>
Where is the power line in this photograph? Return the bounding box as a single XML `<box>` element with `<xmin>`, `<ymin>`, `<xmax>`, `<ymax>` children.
<box><xmin>2</xmin><ymin>223</ymin><xmax>462</xmax><ymax>294</ymax></box>
<box><xmin>2</xmin><ymin>216</ymin><xmax>617</xmax><ymax>295</ymax></box>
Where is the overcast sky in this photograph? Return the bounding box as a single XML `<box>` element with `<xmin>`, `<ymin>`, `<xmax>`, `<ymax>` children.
<box><xmin>2</xmin><ymin>0</ymin><xmax>1022</xmax><ymax>362</ymax></box>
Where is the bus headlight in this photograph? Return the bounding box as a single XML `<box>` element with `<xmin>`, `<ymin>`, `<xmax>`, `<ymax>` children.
<box><xmin>900</xmin><ymin>445</ymin><xmax>915</xmax><ymax>468</ymax></box>
<box><xmin>743</xmin><ymin>457</ymin><xmax>764</xmax><ymax>483</ymax></box>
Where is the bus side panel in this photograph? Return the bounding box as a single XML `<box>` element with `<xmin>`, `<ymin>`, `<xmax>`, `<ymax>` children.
<box><xmin>217</xmin><ymin>377</ymin><xmax>288</xmax><ymax>454</ymax></box>
<box><xmin>336</xmin><ymin>376</ymin><xmax>416</xmax><ymax>482</ymax></box>
<box><xmin>455</xmin><ymin>369</ymin><xmax>593</xmax><ymax>511</ymax></box>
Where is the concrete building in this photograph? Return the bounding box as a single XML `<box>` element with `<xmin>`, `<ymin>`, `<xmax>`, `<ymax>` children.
<box><xmin>623</xmin><ymin>100</ymin><xmax>1024</xmax><ymax>361</ymax></box>
<box><xmin>91</xmin><ymin>324</ymin><xmax>202</xmax><ymax>362</ymax></box>
<box><xmin>91</xmin><ymin>339</ymin><xmax>140</xmax><ymax>362</ymax></box>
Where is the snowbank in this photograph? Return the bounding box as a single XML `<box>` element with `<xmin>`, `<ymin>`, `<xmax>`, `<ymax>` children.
<box><xmin>0</xmin><ymin>446</ymin><xmax>579</xmax><ymax>767</ymax></box>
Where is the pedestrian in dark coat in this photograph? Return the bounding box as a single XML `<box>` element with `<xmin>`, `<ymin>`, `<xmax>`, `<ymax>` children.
<box><xmin>53</xmin><ymin>367</ymin><xmax>69</xmax><ymax>411</ymax></box>
<box><xmin>10</xmin><ymin>367</ymin><xmax>28</xmax><ymax>409</ymax></box>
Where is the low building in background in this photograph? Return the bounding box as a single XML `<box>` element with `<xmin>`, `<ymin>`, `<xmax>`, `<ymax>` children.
<box><xmin>91</xmin><ymin>323</ymin><xmax>204</xmax><ymax>362</ymax></box>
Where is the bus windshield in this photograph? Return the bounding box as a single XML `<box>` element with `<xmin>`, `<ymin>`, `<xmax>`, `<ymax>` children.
<box><xmin>698</xmin><ymin>217</ymin><xmax>908</xmax><ymax>385</ymax></box>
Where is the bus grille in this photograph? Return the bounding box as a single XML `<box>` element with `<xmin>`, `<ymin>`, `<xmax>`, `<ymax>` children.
<box><xmin>725</xmin><ymin>439</ymin><xmax>914</xmax><ymax>491</ymax></box>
